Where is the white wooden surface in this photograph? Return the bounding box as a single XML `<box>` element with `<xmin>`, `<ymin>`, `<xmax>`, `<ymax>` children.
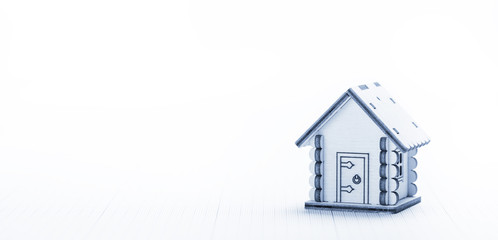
<box><xmin>0</xmin><ymin>143</ymin><xmax>496</xmax><ymax>240</ymax></box>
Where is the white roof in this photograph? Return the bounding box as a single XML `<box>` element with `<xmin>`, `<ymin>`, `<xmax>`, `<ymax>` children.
<box><xmin>296</xmin><ymin>82</ymin><xmax>430</xmax><ymax>151</ymax></box>
<box><xmin>347</xmin><ymin>83</ymin><xmax>430</xmax><ymax>151</ymax></box>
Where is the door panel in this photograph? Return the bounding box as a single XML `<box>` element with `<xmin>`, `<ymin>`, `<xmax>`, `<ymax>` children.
<box><xmin>336</xmin><ymin>152</ymin><xmax>369</xmax><ymax>204</ymax></box>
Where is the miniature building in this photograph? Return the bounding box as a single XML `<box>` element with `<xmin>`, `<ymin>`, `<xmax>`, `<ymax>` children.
<box><xmin>295</xmin><ymin>83</ymin><xmax>430</xmax><ymax>213</ymax></box>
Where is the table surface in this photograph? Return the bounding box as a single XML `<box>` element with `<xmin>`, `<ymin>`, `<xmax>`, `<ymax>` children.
<box><xmin>1</xmin><ymin>145</ymin><xmax>496</xmax><ymax>240</ymax></box>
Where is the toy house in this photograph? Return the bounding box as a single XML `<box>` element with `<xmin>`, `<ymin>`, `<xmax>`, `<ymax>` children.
<box><xmin>295</xmin><ymin>83</ymin><xmax>430</xmax><ymax>213</ymax></box>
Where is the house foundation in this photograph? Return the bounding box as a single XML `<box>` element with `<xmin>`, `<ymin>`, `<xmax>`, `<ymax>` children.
<box><xmin>305</xmin><ymin>196</ymin><xmax>421</xmax><ymax>213</ymax></box>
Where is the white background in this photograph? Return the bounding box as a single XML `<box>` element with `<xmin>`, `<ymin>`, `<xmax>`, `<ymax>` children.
<box><xmin>1</xmin><ymin>1</ymin><xmax>497</xmax><ymax>239</ymax></box>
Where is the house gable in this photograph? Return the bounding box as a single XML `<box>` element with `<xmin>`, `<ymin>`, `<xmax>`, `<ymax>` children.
<box><xmin>296</xmin><ymin>83</ymin><xmax>430</xmax><ymax>152</ymax></box>
<box><xmin>316</xmin><ymin>98</ymin><xmax>385</xmax><ymax>152</ymax></box>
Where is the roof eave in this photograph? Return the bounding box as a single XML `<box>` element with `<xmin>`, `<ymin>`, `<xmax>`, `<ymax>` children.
<box><xmin>295</xmin><ymin>93</ymin><xmax>350</xmax><ymax>147</ymax></box>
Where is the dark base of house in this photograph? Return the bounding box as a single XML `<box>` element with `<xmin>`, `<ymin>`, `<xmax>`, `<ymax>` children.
<box><xmin>305</xmin><ymin>196</ymin><xmax>421</xmax><ymax>214</ymax></box>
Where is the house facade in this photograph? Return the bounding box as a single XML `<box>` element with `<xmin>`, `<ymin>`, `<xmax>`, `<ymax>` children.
<box><xmin>296</xmin><ymin>83</ymin><xmax>429</xmax><ymax>213</ymax></box>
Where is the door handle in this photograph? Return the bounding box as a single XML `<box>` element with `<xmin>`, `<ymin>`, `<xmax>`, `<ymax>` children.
<box><xmin>341</xmin><ymin>161</ymin><xmax>354</xmax><ymax>169</ymax></box>
<box><xmin>341</xmin><ymin>185</ymin><xmax>354</xmax><ymax>193</ymax></box>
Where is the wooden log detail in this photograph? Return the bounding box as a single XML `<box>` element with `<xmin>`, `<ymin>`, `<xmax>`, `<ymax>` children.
<box><xmin>309</xmin><ymin>175</ymin><xmax>323</xmax><ymax>189</ymax></box>
<box><xmin>308</xmin><ymin>161</ymin><xmax>323</xmax><ymax>175</ymax></box>
<box><xmin>310</xmin><ymin>135</ymin><xmax>323</xmax><ymax>202</ymax></box>
<box><xmin>408</xmin><ymin>170</ymin><xmax>417</xmax><ymax>182</ymax></box>
<box><xmin>408</xmin><ymin>183</ymin><xmax>418</xmax><ymax>196</ymax></box>
<box><xmin>309</xmin><ymin>148</ymin><xmax>323</xmax><ymax>162</ymax></box>
<box><xmin>391</xmin><ymin>152</ymin><xmax>400</xmax><ymax>164</ymax></box>
<box><xmin>380</xmin><ymin>178</ymin><xmax>399</xmax><ymax>192</ymax></box>
<box><xmin>308</xmin><ymin>161</ymin><xmax>315</xmax><ymax>174</ymax></box>
<box><xmin>379</xmin><ymin>137</ymin><xmax>389</xmax><ymax>205</ymax></box>
<box><xmin>408</xmin><ymin>157</ymin><xmax>418</xmax><ymax>169</ymax></box>
<box><xmin>380</xmin><ymin>192</ymin><xmax>399</xmax><ymax>205</ymax></box>
<box><xmin>380</xmin><ymin>151</ymin><xmax>400</xmax><ymax>164</ymax></box>
<box><xmin>315</xmin><ymin>189</ymin><xmax>323</xmax><ymax>202</ymax></box>
<box><xmin>315</xmin><ymin>149</ymin><xmax>323</xmax><ymax>162</ymax></box>
<box><xmin>313</xmin><ymin>135</ymin><xmax>324</xmax><ymax>148</ymax></box>
<box><xmin>379</xmin><ymin>137</ymin><xmax>401</xmax><ymax>205</ymax></box>
<box><xmin>407</xmin><ymin>149</ymin><xmax>418</xmax><ymax>197</ymax></box>
<box><xmin>314</xmin><ymin>162</ymin><xmax>322</xmax><ymax>175</ymax></box>
<box><xmin>379</xmin><ymin>192</ymin><xmax>387</xmax><ymax>205</ymax></box>
<box><xmin>309</xmin><ymin>188</ymin><xmax>323</xmax><ymax>202</ymax></box>
<box><xmin>379</xmin><ymin>165</ymin><xmax>399</xmax><ymax>178</ymax></box>
<box><xmin>380</xmin><ymin>151</ymin><xmax>386</xmax><ymax>164</ymax></box>
<box><xmin>408</xmin><ymin>148</ymin><xmax>418</xmax><ymax>157</ymax></box>
<box><xmin>380</xmin><ymin>137</ymin><xmax>388</xmax><ymax>151</ymax></box>
<box><xmin>309</xmin><ymin>148</ymin><xmax>314</xmax><ymax>161</ymax></box>
<box><xmin>380</xmin><ymin>137</ymin><xmax>397</xmax><ymax>151</ymax></box>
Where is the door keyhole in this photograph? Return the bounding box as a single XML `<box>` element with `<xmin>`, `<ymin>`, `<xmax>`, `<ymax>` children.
<box><xmin>352</xmin><ymin>174</ymin><xmax>362</xmax><ymax>184</ymax></box>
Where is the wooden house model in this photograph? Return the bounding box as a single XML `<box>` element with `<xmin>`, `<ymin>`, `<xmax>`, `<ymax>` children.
<box><xmin>296</xmin><ymin>83</ymin><xmax>430</xmax><ymax>213</ymax></box>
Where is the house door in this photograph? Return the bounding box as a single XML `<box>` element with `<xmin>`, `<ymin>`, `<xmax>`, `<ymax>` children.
<box><xmin>336</xmin><ymin>152</ymin><xmax>369</xmax><ymax>204</ymax></box>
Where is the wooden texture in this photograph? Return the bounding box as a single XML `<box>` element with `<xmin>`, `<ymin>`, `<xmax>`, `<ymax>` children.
<box><xmin>0</xmin><ymin>161</ymin><xmax>493</xmax><ymax>240</ymax></box>
<box><xmin>0</xmin><ymin>148</ymin><xmax>496</xmax><ymax>240</ymax></box>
